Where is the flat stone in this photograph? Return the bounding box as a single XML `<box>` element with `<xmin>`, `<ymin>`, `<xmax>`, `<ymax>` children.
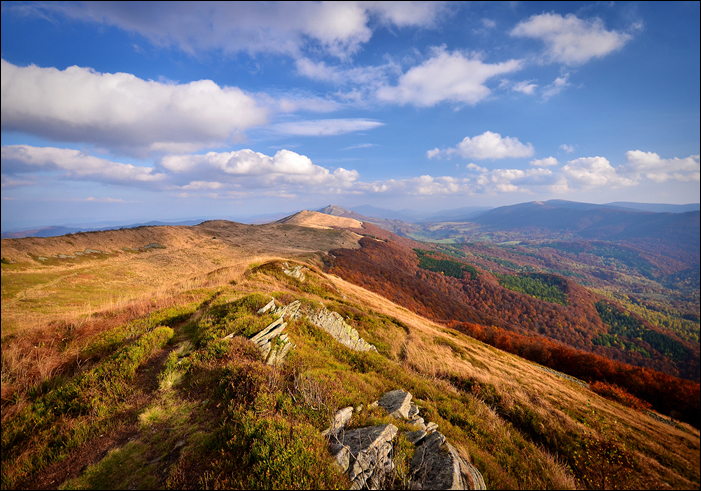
<box><xmin>411</xmin><ymin>431</ymin><xmax>485</xmax><ymax>490</ymax></box>
<box><xmin>425</xmin><ymin>421</ymin><xmax>438</xmax><ymax>433</ymax></box>
<box><xmin>257</xmin><ymin>298</ymin><xmax>276</xmax><ymax>314</ymax></box>
<box><xmin>409</xmin><ymin>403</ymin><xmax>420</xmax><ymax>418</ymax></box>
<box><xmin>404</xmin><ymin>430</ymin><xmax>427</xmax><ymax>446</ymax></box>
<box><xmin>378</xmin><ymin>389</ymin><xmax>413</xmax><ymax>419</ymax></box>
<box><xmin>338</xmin><ymin>424</ymin><xmax>398</xmax><ymax>488</ymax></box>
<box><xmin>322</xmin><ymin>406</ymin><xmax>354</xmax><ymax>438</ymax></box>
<box><xmin>250</xmin><ymin>317</ymin><xmax>285</xmax><ymax>344</ymax></box>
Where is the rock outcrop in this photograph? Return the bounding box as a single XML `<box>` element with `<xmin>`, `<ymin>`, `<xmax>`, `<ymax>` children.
<box><xmin>324</xmin><ymin>389</ymin><xmax>486</xmax><ymax>490</ymax></box>
<box><xmin>260</xmin><ymin>298</ymin><xmax>377</xmax><ymax>353</ymax></box>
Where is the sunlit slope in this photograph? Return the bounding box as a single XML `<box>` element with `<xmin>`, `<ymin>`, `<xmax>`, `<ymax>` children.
<box><xmin>1</xmin><ymin>220</ymin><xmax>360</xmax><ymax>336</ymax></box>
<box><xmin>2</xmin><ymin>254</ymin><xmax>698</xmax><ymax>490</ymax></box>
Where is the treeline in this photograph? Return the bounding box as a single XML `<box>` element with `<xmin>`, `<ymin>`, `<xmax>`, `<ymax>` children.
<box><xmin>326</xmin><ymin>236</ymin><xmax>700</xmax><ymax>426</ymax></box>
<box><xmin>328</xmin><ymin>237</ymin><xmax>698</xmax><ymax>380</ymax></box>
<box><xmin>452</xmin><ymin>320</ymin><xmax>700</xmax><ymax>427</ymax></box>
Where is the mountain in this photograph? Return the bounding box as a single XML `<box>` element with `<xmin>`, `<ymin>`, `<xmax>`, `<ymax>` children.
<box><xmin>1</xmin><ymin>213</ymin><xmax>699</xmax><ymax>490</ymax></box>
<box><xmin>0</xmin><ymin>219</ymin><xmax>205</xmax><ymax>239</ymax></box>
<box><xmin>604</xmin><ymin>202</ymin><xmax>700</xmax><ymax>213</ymax></box>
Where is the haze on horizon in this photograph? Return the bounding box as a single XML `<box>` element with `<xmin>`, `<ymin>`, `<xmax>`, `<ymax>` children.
<box><xmin>1</xmin><ymin>1</ymin><xmax>699</xmax><ymax>229</ymax></box>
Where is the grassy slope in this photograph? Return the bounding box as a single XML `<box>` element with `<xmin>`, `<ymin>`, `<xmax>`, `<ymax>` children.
<box><xmin>1</xmin><ymin>224</ymin><xmax>699</xmax><ymax>490</ymax></box>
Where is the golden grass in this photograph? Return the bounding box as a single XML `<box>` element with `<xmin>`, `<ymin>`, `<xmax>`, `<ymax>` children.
<box><xmin>2</xmin><ymin>228</ymin><xmax>699</xmax><ymax>489</ymax></box>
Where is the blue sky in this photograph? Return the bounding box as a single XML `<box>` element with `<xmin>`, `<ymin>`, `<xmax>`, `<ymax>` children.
<box><xmin>1</xmin><ymin>1</ymin><xmax>699</xmax><ymax>229</ymax></box>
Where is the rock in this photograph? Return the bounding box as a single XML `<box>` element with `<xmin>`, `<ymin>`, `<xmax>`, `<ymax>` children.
<box><xmin>336</xmin><ymin>424</ymin><xmax>398</xmax><ymax>490</ymax></box>
<box><xmin>250</xmin><ymin>317</ymin><xmax>286</xmax><ymax>344</ymax></box>
<box><xmin>409</xmin><ymin>403</ymin><xmax>420</xmax><ymax>418</ymax></box>
<box><xmin>257</xmin><ymin>298</ymin><xmax>276</xmax><ymax>314</ymax></box>
<box><xmin>329</xmin><ymin>443</ymin><xmax>351</xmax><ymax>472</ymax></box>
<box><xmin>378</xmin><ymin>389</ymin><xmax>413</xmax><ymax>419</ymax></box>
<box><xmin>322</xmin><ymin>406</ymin><xmax>354</xmax><ymax>438</ymax></box>
<box><xmin>404</xmin><ymin>430</ymin><xmax>427</xmax><ymax>446</ymax></box>
<box><xmin>410</xmin><ymin>417</ymin><xmax>426</xmax><ymax>430</ymax></box>
<box><xmin>354</xmin><ymin>404</ymin><xmax>363</xmax><ymax>413</ymax></box>
<box><xmin>411</xmin><ymin>431</ymin><xmax>485</xmax><ymax>490</ymax></box>
<box><xmin>425</xmin><ymin>422</ymin><xmax>438</xmax><ymax>433</ymax></box>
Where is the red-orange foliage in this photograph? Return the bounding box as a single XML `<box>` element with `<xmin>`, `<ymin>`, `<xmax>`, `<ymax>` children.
<box><xmin>590</xmin><ymin>381</ymin><xmax>652</xmax><ymax>411</ymax></box>
<box><xmin>326</xmin><ymin>235</ymin><xmax>701</xmax><ymax>427</ymax></box>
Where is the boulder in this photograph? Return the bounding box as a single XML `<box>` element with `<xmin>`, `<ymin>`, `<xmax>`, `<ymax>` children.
<box><xmin>378</xmin><ymin>389</ymin><xmax>413</xmax><ymax>419</ymax></box>
<box><xmin>411</xmin><ymin>431</ymin><xmax>486</xmax><ymax>490</ymax></box>
<box><xmin>322</xmin><ymin>406</ymin><xmax>354</xmax><ymax>438</ymax></box>
<box><xmin>336</xmin><ymin>424</ymin><xmax>398</xmax><ymax>490</ymax></box>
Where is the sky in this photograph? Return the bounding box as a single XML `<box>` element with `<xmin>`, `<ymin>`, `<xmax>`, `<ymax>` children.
<box><xmin>1</xmin><ymin>1</ymin><xmax>700</xmax><ymax>229</ymax></box>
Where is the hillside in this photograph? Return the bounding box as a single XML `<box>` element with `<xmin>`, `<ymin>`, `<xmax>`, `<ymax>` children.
<box><xmin>1</xmin><ymin>218</ymin><xmax>700</xmax><ymax>490</ymax></box>
<box><xmin>0</xmin><ymin>220</ymin><xmax>361</xmax><ymax>337</ymax></box>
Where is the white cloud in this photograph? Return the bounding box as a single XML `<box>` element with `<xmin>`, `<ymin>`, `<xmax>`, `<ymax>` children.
<box><xmin>512</xmin><ymin>80</ymin><xmax>538</xmax><ymax>95</ymax></box>
<box><xmin>270</xmin><ymin>118</ymin><xmax>384</xmax><ymax>136</ymax></box>
<box><xmin>474</xmin><ymin>168</ymin><xmax>553</xmax><ymax>193</ymax></box>
<box><xmin>530</xmin><ymin>156</ymin><xmax>559</xmax><ymax>167</ymax></box>
<box><xmin>511</xmin><ymin>13</ymin><xmax>633</xmax><ymax>65</ymax></box>
<box><xmin>160</xmin><ymin>149</ymin><xmax>359</xmax><ymax>190</ymax></box>
<box><xmin>1</xmin><ymin>145</ymin><xmax>166</xmax><ymax>184</ymax></box>
<box><xmin>561</xmin><ymin>156</ymin><xmax>636</xmax><ymax>188</ymax></box>
<box><xmin>428</xmin><ymin>131</ymin><xmax>535</xmax><ymax>160</ymax></box>
<box><xmin>542</xmin><ymin>73</ymin><xmax>570</xmax><ymax>100</ymax></box>
<box><xmin>560</xmin><ymin>144</ymin><xmax>575</xmax><ymax>153</ymax></box>
<box><xmin>376</xmin><ymin>46</ymin><xmax>523</xmax><ymax>106</ymax></box>
<box><xmin>482</xmin><ymin>18</ymin><xmax>496</xmax><ymax>29</ymax></box>
<box><xmin>622</xmin><ymin>151</ymin><xmax>700</xmax><ymax>182</ymax></box>
<box><xmin>22</xmin><ymin>2</ymin><xmax>447</xmax><ymax>60</ymax></box>
<box><xmin>1</xmin><ymin>59</ymin><xmax>268</xmax><ymax>156</ymax></box>
<box><xmin>466</xmin><ymin>163</ymin><xmax>488</xmax><ymax>173</ymax></box>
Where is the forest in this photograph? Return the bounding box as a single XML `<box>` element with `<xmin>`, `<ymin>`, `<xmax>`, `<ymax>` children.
<box><xmin>326</xmin><ymin>235</ymin><xmax>700</xmax><ymax>427</ymax></box>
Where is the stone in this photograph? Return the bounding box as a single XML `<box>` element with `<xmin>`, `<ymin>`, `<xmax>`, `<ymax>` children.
<box><xmin>425</xmin><ymin>422</ymin><xmax>438</xmax><ymax>433</ymax></box>
<box><xmin>257</xmin><ymin>298</ymin><xmax>276</xmax><ymax>314</ymax></box>
<box><xmin>410</xmin><ymin>431</ymin><xmax>485</xmax><ymax>490</ymax></box>
<box><xmin>329</xmin><ymin>443</ymin><xmax>351</xmax><ymax>473</ymax></box>
<box><xmin>410</xmin><ymin>417</ymin><xmax>426</xmax><ymax>431</ymax></box>
<box><xmin>378</xmin><ymin>389</ymin><xmax>413</xmax><ymax>419</ymax></box>
<box><xmin>404</xmin><ymin>430</ymin><xmax>427</xmax><ymax>446</ymax></box>
<box><xmin>322</xmin><ymin>406</ymin><xmax>354</xmax><ymax>437</ymax></box>
<box><xmin>409</xmin><ymin>403</ymin><xmax>420</xmax><ymax>418</ymax></box>
<box><xmin>337</xmin><ymin>424</ymin><xmax>398</xmax><ymax>490</ymax></box>
<box><xmin>250</xmin><ymin>317</ymin><xmax>285</xmax><ymax>344</ymax></box>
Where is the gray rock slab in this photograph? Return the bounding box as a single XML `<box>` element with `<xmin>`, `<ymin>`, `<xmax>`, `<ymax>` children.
<box><xmin>322</xmin><ymin>406</ymin><xmax>354</xmax><ymax>437</ymax></box>
<box><xmin>404</xmin><ymin>430</ymin><xmax>427</xmax><ymax>446</ymax></box>
<box><xmin>257</xmin><ymin>298</ymin><xmax>276</xmax><ymax>314</ymax></box>
<box><xmin>338</xmin><ymin>424</ymin><xmax>398</xmax><ymax>488</ymax></box>
<box><xmin>411</xmin><ymin>431</ymin><xmax>484</xmax><ymax>490</ymax></box>
<box><xmin>378</xmin><ymin>389</ymin><xmax>413</xmax><ymax>419</ymax></box>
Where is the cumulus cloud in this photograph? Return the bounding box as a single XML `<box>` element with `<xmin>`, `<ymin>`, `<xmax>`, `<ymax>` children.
<box><xmin>622</xmin><ymin>151</ymin><xmax>700</xmax><ymax>182</ymax></box>
<box><xmin>530</xmin><ymin>156</ymin><xmax>559</xmax><ymax>167</ymax></box>
<box><xmin>161</xmin><ymin>149</ymin><xmax>359</xmax><ymax>190</ymax></box>
<box><xmin>561</xmin><ymin>156</ymin><xmax>635</xmax><ymax>188</ymax></box>
<box><xmin>376</xmin><ymin>46</ymin><xmax>523</xmax><ymax>106</ymax></box>
<box><xmin>1</xmin><ymin>59</ymin><xmax>268</xmax><ymax>156</ymax></box>
<box><xmin>428</xmin><ymin>131</ymin><xmax>535</xmax><ymax>160</ymax></box>
<box><xmin>560</xmin><ymin>144</ymin><xmax>575</xmax><ymax>153</ymax></box>
<box><xmin>1</xmin><ymin>145</ymin><xmax>166</xmax><ymax>184</ymax></box>
<box><xmin>270</xmin><ymin>118</ymin><xmax>384</xmax><ymax>136</ymax></box>
<box><xmin>466</xmin><ymin>163</ymin><xmax>488</xmax><ymax>173</ymax></box>
<box><xmin>20</xmin><ymin>2</ymin><xmax>447</xmax><ymax>59</ymax></box>
<box><xmin>511</xmin><ymin>13</ymin><xmax>632</xmax><ymax>65</ymax></box>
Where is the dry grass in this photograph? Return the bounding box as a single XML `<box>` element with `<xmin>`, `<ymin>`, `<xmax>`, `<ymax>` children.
<box><xmin>2</xmin><ymin>225</ymin><xmax>699</xmax><ymax>490</ymax></box>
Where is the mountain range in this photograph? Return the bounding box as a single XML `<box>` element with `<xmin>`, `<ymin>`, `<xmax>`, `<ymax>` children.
<box><xmin>1</xmin><ymin>202</ymin><xmax>699</xmax><ymax>490</ymax></box>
